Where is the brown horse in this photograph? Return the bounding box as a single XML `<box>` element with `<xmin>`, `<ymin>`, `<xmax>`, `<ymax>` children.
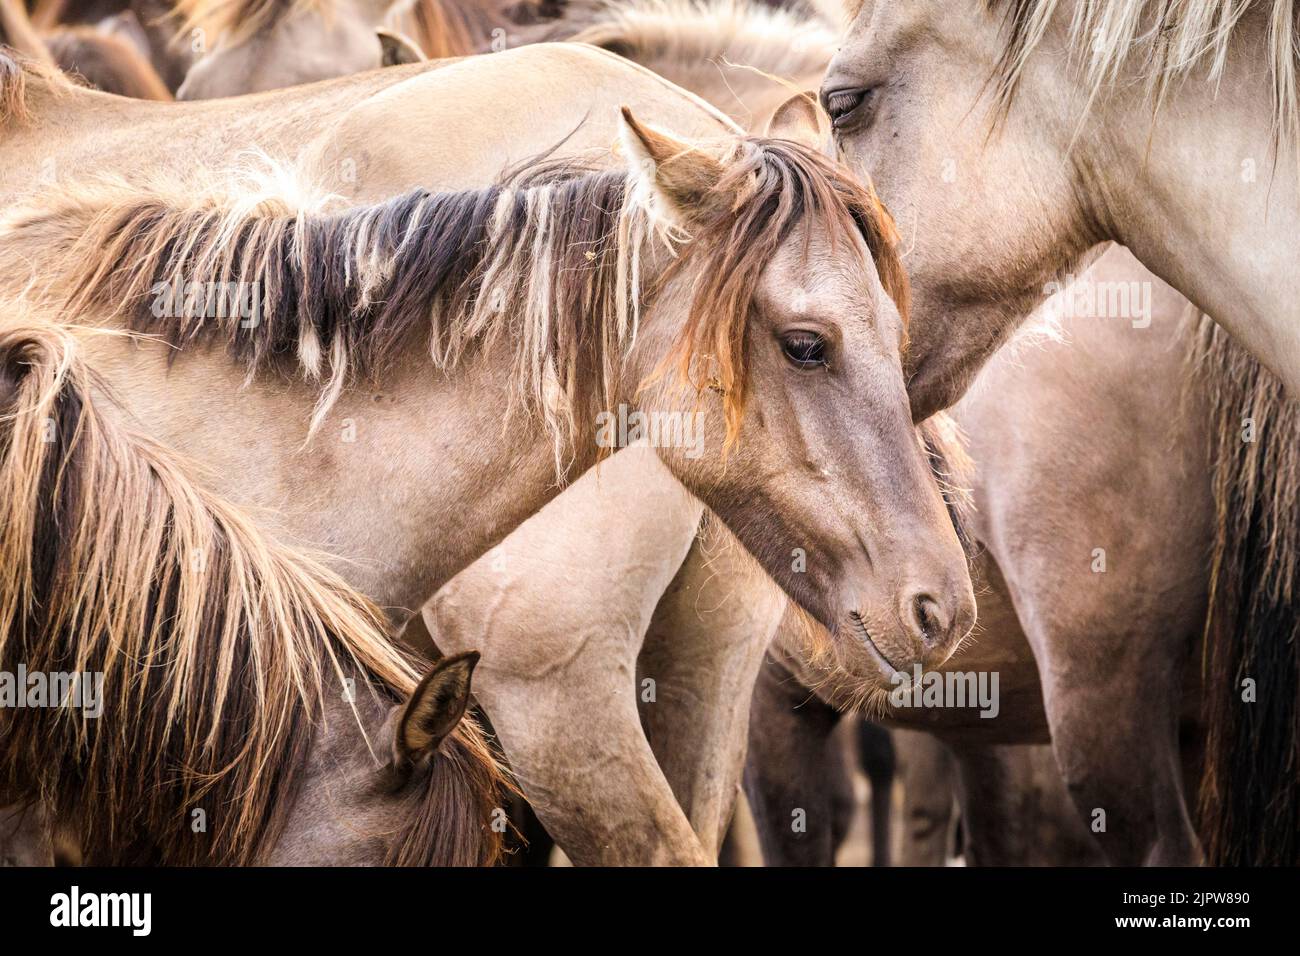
<box><xmin>43</xmin><ymin>25</ymin><xmax>171</xmax><ymax>97</ymax></box>
<box><xmin>0</xmin><ymin>315</ymin><xmax>506</xmax><ymax>865</ymax></box>
<box><xmin>31</xmin><ymin>0</ymin><xmax>198</xmax><ymax>91</ymax></box>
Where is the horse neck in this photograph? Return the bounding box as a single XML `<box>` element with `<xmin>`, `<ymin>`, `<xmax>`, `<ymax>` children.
<box><xmin>1098</xmin><ymin>102</ymin><xmax>1299</xmax><ymax>390</ymax></box>
<box><xmin>1047</xmin><ymin>7</ymin><xmax>1300</xmax><ymax>393</ymax></box>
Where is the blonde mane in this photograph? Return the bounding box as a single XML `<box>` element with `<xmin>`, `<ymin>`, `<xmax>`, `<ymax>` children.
<box><xmin>0</xmin><ymin>313</ymin><xmax>507</xmax><ymax>865</ymax></box>
<box><xmin>560</xmin><ymin>0</ymin><xmax>838</xmax><ymax>87</ymax></box>
<box><xmin>988</xmin><ymin>0</ymin><xmax>1300</xmax><ymax>158</ymax></box>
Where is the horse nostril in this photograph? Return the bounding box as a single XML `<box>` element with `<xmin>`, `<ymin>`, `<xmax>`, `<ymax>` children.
<box><xmin>910</xmin><ymin>593</ymin><xmax>950</xmax><ymax>650</ymax></box>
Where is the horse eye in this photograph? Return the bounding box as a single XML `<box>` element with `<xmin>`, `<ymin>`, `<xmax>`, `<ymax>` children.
<box><xmin>782</xmin><ymin>332</ymin><xmax>828</xmax><ymax>368</ymax></box>
<box><xmin>821</xmin><ymin>86</ymin><xmax>877</xmax><ymax>132</ymax></box>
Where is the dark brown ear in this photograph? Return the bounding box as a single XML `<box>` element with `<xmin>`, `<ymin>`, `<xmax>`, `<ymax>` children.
<box><xmin>619</xmin><ymin>106</ymin><xmax>728</xmax><ymax>223</ymax></box>
<box><xmin>765</xmin><ymin>92</ymin><xmax>829</xmax><ymax>150</ymax></box>
<box><xmin>377</xmin><ymin>29</ymin><xmax>425</xmax><ymax>67</ymax></box>
<box><xmin>395</xmin><ymin>651</ymin><xmax>479</xmax><ymax>763</ymax></box>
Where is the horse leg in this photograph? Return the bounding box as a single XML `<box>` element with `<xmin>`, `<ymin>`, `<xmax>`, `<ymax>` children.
<box><xmin>858</xmin><ymin>721</ymin><xmax>896</xmax><ymax>866</ymax></box>
<box><xmin>892</xmin><ymin>729</ymin><xmax>956</xmax><ymax>866</ymax></box>
<box><xmin>742</xmin><ymin>652</ymin><xmax>849</xmax><ymax>866</ymax></box>
<box><xmin>425</xmin><ymin>447</ymin><xmax>711</xmax><ymax>866</ymax></box>
<box><xmin>951</xmin><ymin>258</ymin><xmax>1212</xmax><ymax>866</ymax></box>
<box><xmin>950</xmin><ymin>743</ymin><xmax>1105</xmax><ymax>865</ymax></box>
<box><xmin>636</xmin><ymin>518</ymin><xmax>787</xmax><ymax>857</ymax></box>
<box><xmin>1028</xmin><ymin>621</ymin><xmax>1200</xmax><ymax>866</ymax></box>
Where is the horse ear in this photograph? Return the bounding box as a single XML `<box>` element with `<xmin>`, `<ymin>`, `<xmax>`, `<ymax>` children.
<box><xmin>395</xmin><ymin>651</ymin><xmax>479</xmax><ymax>763</ymax></box>
<box><xmin>377</xmin><ymin>29</ymin><xmax>426</xmax><ymax>67</ymax></box>
<box><xmin>765</xmin><ymin>93</ymin><xmax>830</xmax><ymax>151</ymax></box>
<box><xmin>619</xmin><ymin>106</ymin><xmax>727</xmax><ymax>225</ymax></box>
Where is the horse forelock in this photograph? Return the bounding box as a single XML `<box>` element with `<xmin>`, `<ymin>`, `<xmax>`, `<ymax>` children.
<box><xmin>0</xmin><ymin>311</ymin><xmax>506</xmax><ymax>865</ymax></box>
<box><xmin>648</xmin><ymin>134</ymin><xmax>910</xmax><ymax>445</ymax></box>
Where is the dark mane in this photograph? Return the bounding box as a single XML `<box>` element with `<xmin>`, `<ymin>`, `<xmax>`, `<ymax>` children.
<box><xmin>0</xmin><ymin>317</ymin><xmax>507</xmax><ymax>865</ymax></box>
<box><xmin>2</xmin><ymin>131</ymin><xmax>908</xmax><ymax>453</ymax></box>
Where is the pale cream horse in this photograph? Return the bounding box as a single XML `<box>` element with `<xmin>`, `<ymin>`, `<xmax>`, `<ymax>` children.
<box><xmin>0</xmin><ymin>45</ymin><xmax>973</xmax><ymax>864</ymax></box>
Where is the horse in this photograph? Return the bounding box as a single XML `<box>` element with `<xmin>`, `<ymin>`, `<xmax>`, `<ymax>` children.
<box><xmin>822</xmin><ymin>0</ymin><xmax>1300</xmax><ymax>416</ymax></box>
<box><xmin>820</xmin><ymin>0</ymin><xmax>1300</xmax><ymax>864</ymax></box>
<box><xmin>30</xmin><ymin>0</ymin><xmax>199</xmax><ymax>91</ymax></box>
<box><xmin>174</xmin><ymin>0</ymin><xmax>427</xmax><ymax>98</ymax></box>
<box><xmin>0</xmin><ymin>315</ymin><xmax>507</xmax><ymax>864</ymax></box>
<box><xmin>0</xmin><ymin>44</ymin><xmax>975</xmax><ymax>864</ymax></box>
<box><xmin>491</xmin><ymin>0</ymin><xmax>1297</xmax><ymax>865</ymax></box>
<box><xmin>748</xmin><ymin>242</ymin><xmax>1300</xmax><ymax>866</ymax></box>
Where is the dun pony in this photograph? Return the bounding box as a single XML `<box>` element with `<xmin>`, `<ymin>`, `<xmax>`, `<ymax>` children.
<box><xmin>1</xmin><ymin>123</ymin><xmax>907</xmax><ymax>464</ymax></box>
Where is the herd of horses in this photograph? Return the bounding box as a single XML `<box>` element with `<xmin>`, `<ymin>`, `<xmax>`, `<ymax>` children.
<box><xmin>0</xmin><ymin>0</ymin><xmax>1295</xmax><ymax>868</ymax></box>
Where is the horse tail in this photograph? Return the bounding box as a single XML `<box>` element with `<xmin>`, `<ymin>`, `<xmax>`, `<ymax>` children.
<box><xmin>0</xmin><ymin>315</ymin><xmax>507</xmax><ymax>864</ymax></box>
<box><xmin>1189</xmin><ymin>316</ymin><xmax>1300</xmax><ymax>865</ymax></box>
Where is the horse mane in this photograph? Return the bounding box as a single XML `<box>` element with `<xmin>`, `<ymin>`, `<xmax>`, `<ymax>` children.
<box><xmin>44</xmin><ymin>26</ymin><xmax>173</xmax><ymax>100</ymax></box>
<box><xmin>547</xmin><ymin>0</ymin><xmax>837</xmax><ymax>86</ymax></box>
<box><xmin>0</xmin><ymin>313</ymin><xmax>508</xmax><ymax>865</ymax></box>
<box><xmin>1</xmin><ymin>134</ymin><xmax>906</xmax><ymax>465</ymax></box>
<box><xmin>1185</xmin><ymin>313</ymin><xmax>1300</xmax><ymax>865</ymax></box>
<box><xmin>987</xmin><ymin>1</ymin><xmax>1300</xmax><ymax>156</ymax></box>
<box><xmin>174</xmin><ymin>0</ymin><xmax>328</xmax><ymax>48</ymax></box>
